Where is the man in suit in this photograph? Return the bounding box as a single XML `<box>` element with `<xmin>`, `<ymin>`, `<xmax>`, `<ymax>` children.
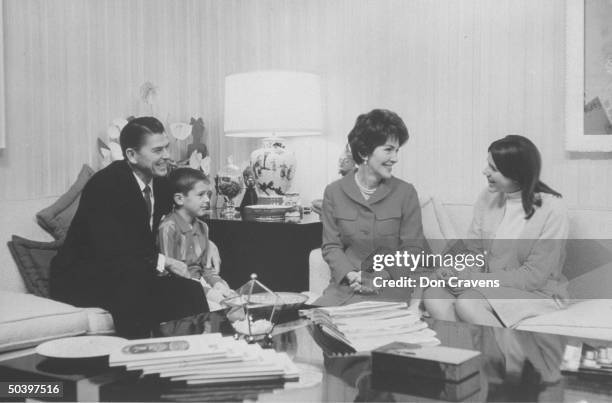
<box><xmin>50</xmin><ymin>117</ymin><xmax>220</xmax><ymax>338</ymax></box>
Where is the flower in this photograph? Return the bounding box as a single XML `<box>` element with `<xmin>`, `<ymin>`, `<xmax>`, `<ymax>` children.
<box><xmin>189</xmin><ymin>150</ymin><xmax>203</xmax><ymax>170</ymax></box>
<box><xmin>201</xmin><ymin>156</ymin><xmax>211</xmax><ymax>176</ymax></box>
<box><xmin>106</xmin><ymin>117</ymin><xmax>128</xmax><ymax>140</ymax></box>
<box><xmin>108</xmin><ymin>142</ymin><xmax>123</xmax><ymax>161</ymax></box>
<box><xmin>169</xmin><ymin>122</ymin><xmax>192</xmax><ymax>140</ymax></box>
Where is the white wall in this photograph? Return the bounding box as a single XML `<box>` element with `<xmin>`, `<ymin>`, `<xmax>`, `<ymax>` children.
<box><xmin>0</xmin><ymin>0</ymin><xmax>608</xmax><ymax>211</ymax></box>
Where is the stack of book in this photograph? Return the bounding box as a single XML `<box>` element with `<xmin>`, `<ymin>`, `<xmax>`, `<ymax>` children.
<box><xmin>109</xmin><ymin>334</ymin><xmax>299</xmax><ymax>386</ymax></box>
<box><xmin>304</xmin><ymin>301</ymin><xmax>440</xmax><ymax>355</ymax></box>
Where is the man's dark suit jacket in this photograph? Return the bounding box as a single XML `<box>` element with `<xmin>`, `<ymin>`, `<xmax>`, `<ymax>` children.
<box><xmin>50</xmin><ymin>160</ymin><xmax>207</xmax><ymax>334</ymax></box>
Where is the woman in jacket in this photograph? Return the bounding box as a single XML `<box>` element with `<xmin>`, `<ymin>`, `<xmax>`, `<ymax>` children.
<box><xmin>314</xmin><ymin>109</ymin><xmax>429</xmax><ymax>306</ymax></box>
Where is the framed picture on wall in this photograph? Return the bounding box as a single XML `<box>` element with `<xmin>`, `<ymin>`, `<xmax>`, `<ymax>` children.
<box><xmin>566</xmin><ymin>0</ymin><xmax>612</xmax><ymax>151</ymax></box>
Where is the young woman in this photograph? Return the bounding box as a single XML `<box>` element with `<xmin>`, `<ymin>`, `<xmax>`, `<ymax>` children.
<box><xmin>424</xmin><ymin>135</ymin><xmax>569</xmax><ymax>327</ymax></box>
<box><xmin>314</xmin><ymin>109</ymin><xmax>429</xmax><ymax>306</ymax></box>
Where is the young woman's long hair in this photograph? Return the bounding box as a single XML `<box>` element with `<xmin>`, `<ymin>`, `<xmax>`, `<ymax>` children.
<box><xmin>488</xmin><ymin>135</ymin><xmax>561</xmax><ymax>219</ymax></box>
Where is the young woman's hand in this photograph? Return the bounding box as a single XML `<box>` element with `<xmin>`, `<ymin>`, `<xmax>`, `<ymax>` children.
<box><xmin>447</xmin><ymin>269</ymin><xmax>473</xmax><ymax>293</ymax></box>
<box><xmin>407</xmin><ymin>299</ymin><xmax>423</xmax><ymax>316</ymax></box>
<box><xmin>436</xmin><ymin>266</ymin><xmax>455</xmax><ymax>280</ymax></box>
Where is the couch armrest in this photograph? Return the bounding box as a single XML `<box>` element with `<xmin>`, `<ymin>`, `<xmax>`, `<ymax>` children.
<box><xmin>309</xmin><ymin>249</ymin><xmax>330</xmax><ymax>297</ymax></box>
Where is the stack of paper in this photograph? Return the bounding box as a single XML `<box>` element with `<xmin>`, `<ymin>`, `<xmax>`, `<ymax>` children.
<box><xmin>305</xmin><ymin>301</ymin><xmax>440</xmax><ymax>354</ymax></box>
<box><xmin>109</xmin><ymin>334</ymin><xmax>299</xmax><ymax>386</ymax></box>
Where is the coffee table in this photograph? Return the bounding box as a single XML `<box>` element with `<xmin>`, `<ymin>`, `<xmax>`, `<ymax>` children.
<box><xmin>1</xmin><ymin>314</ymin><xmax>612</xmax><ymax>402</ymax></box>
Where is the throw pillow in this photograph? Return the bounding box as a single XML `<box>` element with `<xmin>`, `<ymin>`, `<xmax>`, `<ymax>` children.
<box><xmin>7</xmin><ymin>235</ymin><xmax>63</xmax><ymax>298</ymax></box>
<box><xmin>419</xmin><ymin>195</ymin><xmax>458</xmax><ymax>253</ymax></box>
<box><xmin>36</xmin><ymin>164</ymin><xmax>95</xmax><ymax>240</ymax></box>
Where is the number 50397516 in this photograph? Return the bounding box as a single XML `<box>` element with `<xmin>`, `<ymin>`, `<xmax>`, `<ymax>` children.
<box><xmin>0</xmin><ymin>382</ymin><xmax>63</xmax><ymax>397</ymax></box>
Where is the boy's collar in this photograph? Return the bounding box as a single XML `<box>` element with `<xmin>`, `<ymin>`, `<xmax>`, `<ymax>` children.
<box><xmin>171</xmin><ymin>210</ymin><xmax>204</xmax><ymax>234</ymax></box>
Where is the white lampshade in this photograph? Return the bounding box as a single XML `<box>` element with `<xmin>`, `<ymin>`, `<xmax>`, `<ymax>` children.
<box><xmin>224</xmin><ymin>71</ymin><xmax>323</xmax><ymax>138</ymax></box>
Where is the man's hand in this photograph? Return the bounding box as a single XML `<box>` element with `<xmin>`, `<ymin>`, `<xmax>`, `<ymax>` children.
<box><xmin>206</xmin><ymin>241</ymin><xmax>221</xmax><ymax>274</ymax></box>
<box><xmin>165</xmin><ymin>257</ymin><xmax>190</xmax><ymax>279</ymax></box>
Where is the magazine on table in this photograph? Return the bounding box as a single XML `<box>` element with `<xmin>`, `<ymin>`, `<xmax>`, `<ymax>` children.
<box><xmin>108</xmin><ymin>334</ymin><xmax>299</xmax><ymax>386</ymax></box>
<box><xmin>305</xmin><ymin>301</ymin><xmax>440</xmax><ymax>355</ymax></box>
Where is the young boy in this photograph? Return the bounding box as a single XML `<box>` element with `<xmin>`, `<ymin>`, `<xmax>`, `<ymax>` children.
<box><xmin>158</xmin><ymin>168</ymin><xmax>235</xmax><ymax>310</ymax></box>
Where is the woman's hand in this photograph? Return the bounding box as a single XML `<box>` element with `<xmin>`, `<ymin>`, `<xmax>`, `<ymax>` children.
<box><xmin>345</xmin><ymin>271</ymin><xmax>363</xmax><ymax>292</ymax></box>
<box><xmin>205</xmin><ymin>241</ymin><xmax>222</xmax><ymax>274</ymax></box>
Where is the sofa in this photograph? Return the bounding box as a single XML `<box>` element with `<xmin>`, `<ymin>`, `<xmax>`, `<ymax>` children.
<box><xmin>2</xmin><ymin>190</ymin><xmax>612</xmax><ymax>357</ymax></box>
<box><xmin>309</xmin><ymin>195</ymin><xmax>612</xmax><ymax>341</ymax></box>
<box><xmin>0</xmin><ymin>168</ymin><xmax>226</xmax><ymax>357</ymax></box>
<box><xmin>0</xmin><ymin>196</ymin><xmax>115</xmax><ymax>357</ymax></box>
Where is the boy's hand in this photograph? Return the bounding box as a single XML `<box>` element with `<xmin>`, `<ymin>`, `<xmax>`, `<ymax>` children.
<box><xmin>206</xmin><ymin>288</ymin><xmax>225</xmax><ymax>304</ymax></box>
<box><xmin>206</xmin><ymin>241</ymin><xmax>222</xmax><ymax>274</ymax></box>
<box><xmin>188</xmin><ymin>265</ymin><xmax>203</xmax><ymax>279</ymax></box>
<box><xmin>165</xmin><ymin>257</ymin><xmax>190</xmax><ymax>279</ymax></box>
<box><xmin>213</xmin><ymin>282</ymin><xmax>236</xmax><ymax>298</ymax></box>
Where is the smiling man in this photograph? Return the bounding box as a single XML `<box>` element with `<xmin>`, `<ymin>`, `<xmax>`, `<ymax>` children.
<box><xmin>50</xmin><ymin>117</ymin><xmax>219</xmax><ymax>338</ymax></box>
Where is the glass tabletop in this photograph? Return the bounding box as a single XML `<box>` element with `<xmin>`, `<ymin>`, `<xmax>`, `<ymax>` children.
<box><xmin>11</xmin><ymin>312</ymin><xmax>610</xmax><ymax>402</ymax></box>
<box><xmin>153</xmin><ymin>313</ymin><xmax>612</xmax><ymax>402</ymax></box>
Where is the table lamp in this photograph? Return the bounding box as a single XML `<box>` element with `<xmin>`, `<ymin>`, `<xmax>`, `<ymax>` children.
<box><xmin>224</xmin><ymin>70</ymin><xmax>323</xmax><ymax>197</ymax></box>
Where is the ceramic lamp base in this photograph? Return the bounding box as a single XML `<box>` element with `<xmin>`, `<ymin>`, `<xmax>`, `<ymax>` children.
<box><xmin>251</xmin><ymin>137</ymin><xmax>296</xmax><ymax>195</ymax></box>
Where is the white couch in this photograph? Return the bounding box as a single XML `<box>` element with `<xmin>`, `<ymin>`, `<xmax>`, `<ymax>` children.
<box><xmin>0</xmin><ymin>195</ymin><xmax>226</xmax><ymax>357</ymax></box>
<box><xmin>0</xmin><ymin>197</ymin><xmax>115</xmax><ymax>356</ymax></box>
<box><xmin>309</xmin><ymin>195</ymin><xmax>612</xmax><ymax>340</ymax></box>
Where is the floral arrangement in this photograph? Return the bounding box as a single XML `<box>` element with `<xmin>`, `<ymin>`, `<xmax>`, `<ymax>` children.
<box><xmin>98</xmin><ymin>117</ymin><xmax>133</xmax><ymax>167</ymax></box>
<box><xmin>96</xmin><ymin>81</ymin><xmax>211</xmax><ymax>178</ymax></box>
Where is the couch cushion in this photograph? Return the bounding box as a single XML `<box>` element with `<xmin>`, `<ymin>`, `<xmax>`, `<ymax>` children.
<box><xmin>7</xmin><ymin>236</ymin><xmax>62</xmax><ymax>298</ymax></box>
<box><xmin>517</xmin><ymin>299</ymin><xmax>612</xmax><ymax>340</ymax></box>
<box><xmin>0</xmin><ymin>291</ymin><xmax>89</xmax><ymax>352</ymax></box>
<box><xmin>0</xmin><ymin>197</ymin><xmax>58</xmax><ymax>293</ymax></box>
<box><xmin>420</xmin><ymin>195</ymin><xmax>458</xmax><ymax>254</ymax></box>
<box><xmin>562</xmin><ymin>239</ymin><xmax>612</xmax><ymax>300</ymax></box>
<box><xmin>563</xmin><ymin>239</ymin><xmax>612</xmax><ymax>281</ymax></box>
<box><xmin>36</xmin><ymin>164</ymin><xmax>94</xmax><ymax>240</ymax></box>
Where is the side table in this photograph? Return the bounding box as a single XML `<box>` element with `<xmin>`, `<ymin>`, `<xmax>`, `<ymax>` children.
<box><xmin>203</xmin><ymin>210</ymin><xmax>322</xmax><ymax>292</ymax></box>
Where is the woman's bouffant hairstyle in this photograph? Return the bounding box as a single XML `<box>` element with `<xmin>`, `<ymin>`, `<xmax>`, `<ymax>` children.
<box><xmin>348</xmin><ymin>109</ymin><xmax>409</xmax><ymax>164</ymax></box>
<box><xmin>119</xmin><ymin>116</ymin><xmax>165</xmax><ymax>158</ymax></box>
<box><xmin>488</xmin><ymin>135</ymin><xmax>561</xmax><ymax>219</ymax></box>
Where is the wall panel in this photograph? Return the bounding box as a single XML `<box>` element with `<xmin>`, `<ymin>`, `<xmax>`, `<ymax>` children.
<box><xmin>0</xmin><ymin>0</ymin><xmax>608</xmax><ymax>212</ymax></box>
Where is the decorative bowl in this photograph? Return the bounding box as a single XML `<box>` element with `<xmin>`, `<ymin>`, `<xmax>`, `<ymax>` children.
<box><xmin>243</xmin><ymin>204</ymin><xmax>292</xmax><ymax>222</ymax></box>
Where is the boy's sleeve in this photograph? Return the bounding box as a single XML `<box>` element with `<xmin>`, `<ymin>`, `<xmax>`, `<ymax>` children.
<box><xmin>200</xmin><ymin>222</ymin><xmax>228</xmax><ymax>288</ymax></box>
<box><xmin>158</xmin><ymin>219</ymin><xmax>178</xmax><ymax>259</ymax></box>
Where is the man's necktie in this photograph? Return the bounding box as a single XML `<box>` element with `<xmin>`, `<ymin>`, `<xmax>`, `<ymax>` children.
<box><xmin>143</xmin><ymin>184</ymin><xmax>152</xmax><ymax>228</ymax></box>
